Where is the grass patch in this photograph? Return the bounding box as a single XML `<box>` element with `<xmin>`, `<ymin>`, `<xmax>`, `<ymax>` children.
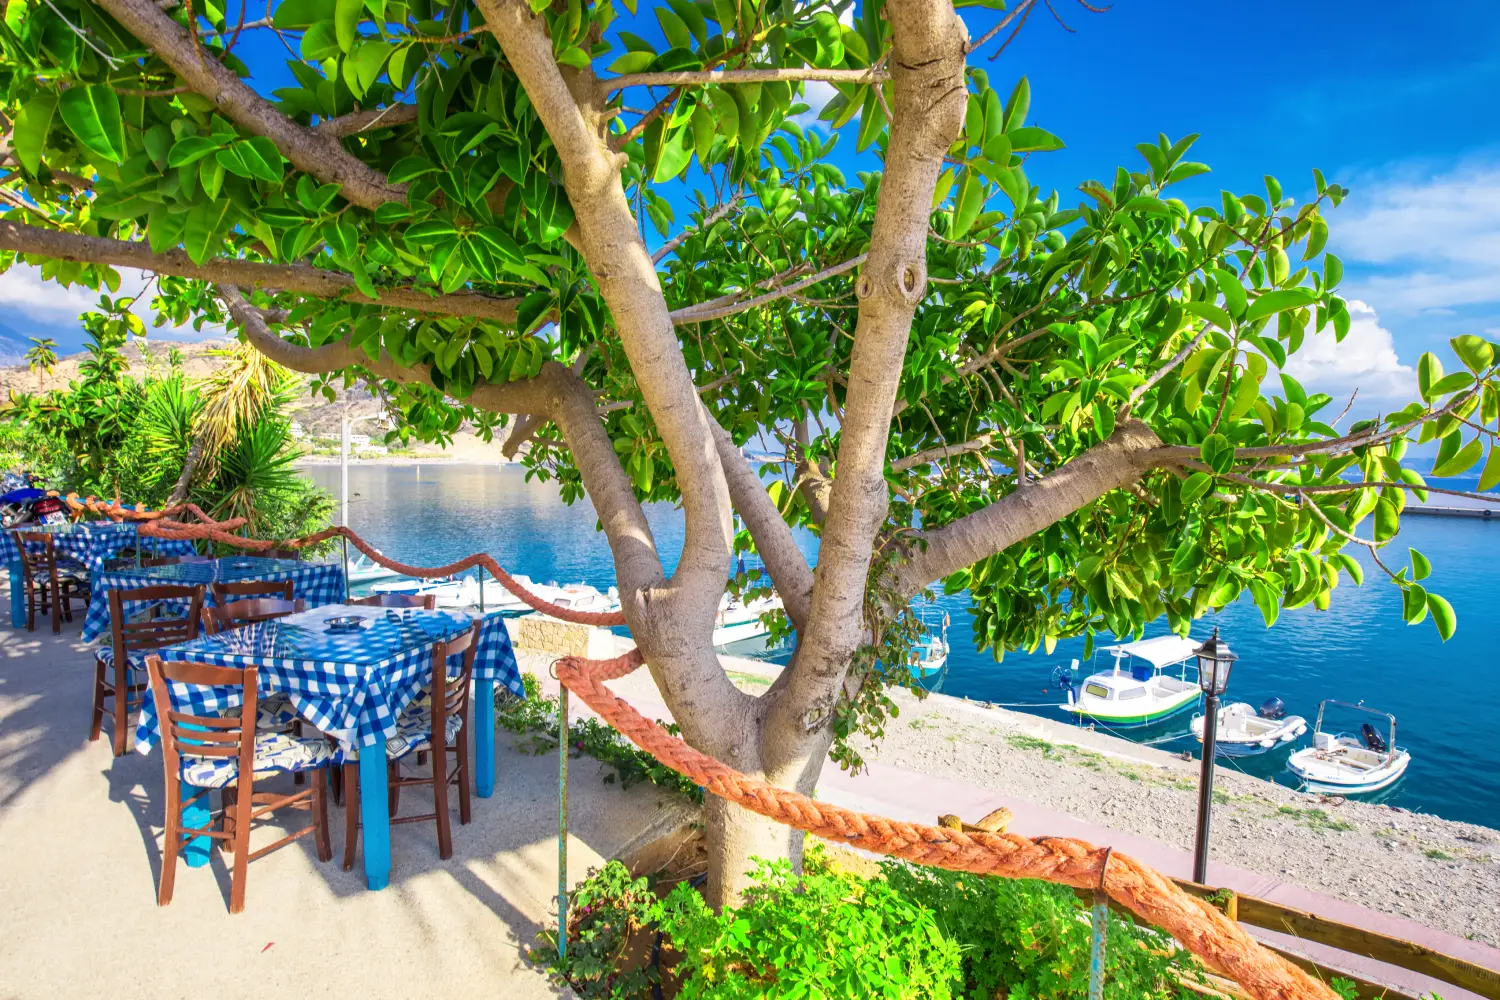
<box><xmin>1275</xmin><ymin>806</ymin><xmax>1353</xmax><ymax>833</ymax></box>
<box><xmin>724</xmin><ymin>669</ymin><xmax>772</xmax><ymax>690</ymax></box>
<box><xmin>1423</xmin><ymin>847</ymin><xmax>1454</xmax><ymax>861</ymax></box>
<box><xmin>1005</xmin><ymin>733</ymin><xmax>1107</xmax><ymax>770</ymax></box>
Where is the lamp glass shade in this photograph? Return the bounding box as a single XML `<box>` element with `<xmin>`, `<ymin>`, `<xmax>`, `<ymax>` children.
<box><xmin>1195</xmin><ymin>628</ymin><xmax>1237</xmax><ymax>695</ymax></box>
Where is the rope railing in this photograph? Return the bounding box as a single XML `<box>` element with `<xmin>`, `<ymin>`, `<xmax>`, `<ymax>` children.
<box><xmin>63</xmin><ymin>509</ymin><xmax>1338</xmax><ymax>997</ymax></box>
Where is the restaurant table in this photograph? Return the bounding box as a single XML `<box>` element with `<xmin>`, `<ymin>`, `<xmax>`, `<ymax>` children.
<box><xmin>134</xmin><ymin>604</ymin><xmax>525</xmax><ymax>889</ymax></box>
<box><xmin>2</xmin><ymin>521</ymin><xmax>197</xmax><ymax>627</ymax></box>
<box><xmin>80</xmin><ymin>556</ymin><xmax>345</xmax><ymax>642</ymax></box>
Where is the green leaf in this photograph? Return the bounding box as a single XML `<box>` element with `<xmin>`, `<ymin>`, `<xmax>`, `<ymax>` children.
<box><xmin>1417</xmin><ymin>352</ymin><xmax>1442</xmax><ymax>402</ymax></box>
<box><xmin>473</xmin><ymin>226</ymin><xmax>524</xmax><ymax>265</ymax></box>
<box><xmin>1427</xmin><ymin>592</ymin><xmax>1456</xmax><ymax>641</ymax></box>
<box><xmin>167</xmin><ymin>135</ymin><xmax>221</xmax><ymax>167</ymax></box>
<box><xmin>1426</xmin><ymin>371</ymin><xmax>1473</xmax><ymax>397</ymax></box>
<box><xmin>1373</xmin><ymin>497</ymin><xmax>1399</xmax><ymax>544</ymax></box>
<box><xmin>1213</xmin><ymin>268</ymin><xmax>1246</xmax><ymax>318</ymax></box>
<box><xmin>388</xmin><ymin>156</ymin><xmax>438</xmax><ymax>185</ymax></box>
<box><xmin>353</xmin><ymin>40</ymin><xmax>395</xmax><ymax>95</ymax></box>
<box><xmin>1332</xmin><ymin>552</ymin><xmax>1363</xmax><ymax>586</ymax></box>
<box><xmin>652</xmin><ymin>127</ymin><xmax>692</xmax><ymax>182</ymax></box>
<box><xmin>556</xmin><ymin>46</ymin><xmax>592</xmax><ymax>71</ymax></box>
<box><xmin>146</xmin><ymin>203</ymin><xmax>186</xmax><ymax>254</ymax></box>
<box><xmin>300</xmin><ymin>20</ymin><xmax>341</xmax><ymax>61</ymax></box>
<box><xmin>608</xmin><ymin>50</ymin><xmax>655</xmax><ymax>74</ymax></box>
<box><xmin>404</xmin><ymin>220</ymin><xmax>458</xmax><ymax>244</ymax></box>
<box><xmin>58</xmin><ymin>85</ymin><xmax>126</xmax><ymax>164</ymax></box>
<box><xmin>3</xmin><ymin>0</ymin><xmax>30</xmax><ymax>33</ymax></box>
<box><xmin>1409</xmin><ymin>547</ymin><xmax>1431</xmax><ymax>581</ymax></box>
<box><xmin>951</xmin><ymin>168</ymin><xmax>984</xmax><ymax>239</ymax></box>
<box><xmin>335</xmin><ymin>0</ymin><xmax>363</xmax><ymax>52</ymax></box>
<box><xmin>1431</xmin><ymin>436</ymin><xmax>1482</xmax><ymax>477</ymax></box>
<box><xmin>1452</xmin><ymin>334</ymin><xmax>1494</xmax><ymax>374</ymax></box>
<box><xmin>1199</xmin><ymin>433</ymin><xmax>1234</xmax><ymax>474</ymax></box>
<box><xmin>199</xmin><ymin>155</ymin><xmax>226</xmax><ymax>200</ymax></box>
<box><xmin>1324</xmin><ymin>253</ymin><xmax>1343</xmax><ymax>290</ymax></box>
<box><xmin>1002</xmin><ymin>76</ymin><xmax>1030</xmax><ymax>131</ymax></box>
<box><xmin>1179</xmin><ymin>300</ymin><xmax>1232</xmax><ymax>331</ymax></box>
<box><xmin>1180</xmin><ymin>471</ymin><xmax>1213</xmax><ymax>504</ymax></box>
<box><xmin>272</xmin><ymin>0</ymin><xmax>336</xmax><ymax>28</ymax></box>
<box><xmin>1005</xmin><ymin>126</ymin><xmax>1063</xmax><ymax>153</ymax></box>
<box><xmin>1479</xmin><ymin>446</ymin><xmax>1500</xmax><ymax>492</ymax></box>
<box><xmin>1248</xmin><ymin>578</ymin><xmax>1280</xmax><ymax>627</ymax></box>
<box><xmin>12</xmin><ymin>94</ymin><xmax>58</xmax><ymax>174</ymax></box>
<box><xmin>1244</xmin><ymin>287</ymin><xmax>1318</xmax><ymax>322</ymax></box>
<box><xmin>184</xmin><ymin>199</ymin><xmax>236</xmax><ymax>265</ymax></box>
<box><xmin>322</xmin><ymin>219</ymin><xmax>358</xmax><ymax>258</ymax></box>
<box><xmin>373</xmin><ymin>202</ymin><xmax>412</xmax><ymax>223</ymax></box>
<box><xmin>1402</xmin><ymin>584</ymin><xmax>1428</xmax><ymax>625</ymax></box>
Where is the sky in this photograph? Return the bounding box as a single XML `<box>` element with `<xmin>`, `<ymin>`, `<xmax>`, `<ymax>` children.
<box><xmin>4</xmin><ymin>0</ymin><xmax>1499</xmax><ymax>417</ymax></box>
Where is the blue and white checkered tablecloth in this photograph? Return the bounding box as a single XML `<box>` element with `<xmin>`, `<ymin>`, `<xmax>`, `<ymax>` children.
<box><xmin>0</xmin><ymin>522</ymin><xmax>197</xmax><ymax>573</ymax></box>
<box><xmin>81</xmin><ymin>557</ymin><xmax>345</xmax><ymax>642</ymax></box>
<box><xmin>133</xmin><ymin>606</ymin><xmax>524</xmax><ymax>754</ymax></box>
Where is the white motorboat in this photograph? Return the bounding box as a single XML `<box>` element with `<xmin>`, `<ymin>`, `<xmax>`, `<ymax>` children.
<box><xmin>345</xmin><ymin>551</ymin><xmax>401</xmax><ymax>586</ymax></box>
<box><xmin>713</xmin><ymin>592</ymin><xmax>783</xmax><ymax>646</ymax></box>
<box><xmin>370</xmin><ymin>572</ymin><xmax>619</xmax><ymax>614</ymax></box>
<box><xmin>1191</xmin><ymin>698</ymin><xmax>1307</xmax><ymax>756</ymax></box>
<box><xmin>369</xmin><ymin>574</ymin><xmax>481</xmax><ymax>608</ymax></box>
<box><xmin>1287</xmin><ymin>700</ymin><xmax>1410</xmax><ymax>794</ymax></box>
<box><xmin>1061</xmin><ymin>634</ymin><xmax>1203</xmax><ymax>727</ymax></box>
<box><xmin>908</xmin><ymin>610</ymin><xmax>950</xmax><ymax>679</ymax></box>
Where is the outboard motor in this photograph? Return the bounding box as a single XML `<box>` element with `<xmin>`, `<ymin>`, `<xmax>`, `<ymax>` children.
<box><xmin>1361</xmin><ymin>722</ymin><xmax>1388</xmax><ymax>753</ymax></box>
<box><xmin>1258</xmin><ymin>697</ymin><xmax>1287</xmax><ymax>721</ymax></box>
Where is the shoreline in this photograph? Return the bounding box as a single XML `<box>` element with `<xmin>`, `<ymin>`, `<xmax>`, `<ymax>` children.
<box><xmin>294</xmin><ymin>455</ymin><xmax>519</xmax><ymax>467</ymax></box>
<box><xmin>549</xmin><ymin>642</ymin><xmax>1500</xmax><ymax>949</ymax></box>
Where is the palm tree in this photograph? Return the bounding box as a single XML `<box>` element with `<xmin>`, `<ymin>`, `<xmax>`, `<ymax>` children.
<box><xmin>167</xmin><ymin>340</ymin><xmax>295</xmax><ymax>504</ymax></box>
<box><xmin>24</xmin><ymin>337</ymin><xmax>57</xmax><ymax>392</ymax></box>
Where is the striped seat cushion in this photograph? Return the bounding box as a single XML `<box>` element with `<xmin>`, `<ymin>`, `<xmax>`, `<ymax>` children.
<box><xmin>337</xmin><ymin>707</ymin><xmax>463</xmax><ymax>763</ymax></box>
<box><xmin>180</xmin><ymin>731</ymin><xmax>333</xmax><ymax>789</ymax></box>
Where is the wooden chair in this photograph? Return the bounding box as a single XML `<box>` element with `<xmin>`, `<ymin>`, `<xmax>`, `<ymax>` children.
<box><xmin>204</xmin><ymin>598</ymin><xmax>305</xmax><ymax>635</ymax></box>
<box><xmin>92</xmin><ymin>585</ymin><xmax>205</xmax><ymax>757</ymax></box>
<box><xmin>14</xmin><ymin>530</ymin><xmax>90</xmax><ymax>634</ymax></box>
<box><xmin>211</xmin><ymin>579</ymin><xmax>294</xmax><ymax>605</ymax></box>
<box><xmin>264</xmin><ymin>547</ymin><xmax>300</xmax><ymax>561</ymax></box>
<box><xmin>348</xmin><ymin>593</ymin><xmax>436</xmax><ymax>610</ymax></box>
<box><xmin>342</xmin><ymin>621</ymin><xmax>481</xmax><ymax>869</ymax></box>
<box><xmin>142</xmin><ymin>554</ymin><xmax>217</xmax><ymax>567</ymax></box>
<box><xmin>144</xmin><ymin>657</ymin><xmax>332</xmax><ymax>914</ymax></box>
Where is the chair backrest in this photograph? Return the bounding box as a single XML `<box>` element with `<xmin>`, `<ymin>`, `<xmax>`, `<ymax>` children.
<box><xmin>109</xmin><ymin>585</ymin><xmax>205</xmax><ymax>660</ymax></box>
<box><xmin>264</xmin><ymin>547</ymin><xmax>300</xmax><ymax>561</ymax></box>
<box><xmin>211</xmin><ymin>579</ymin><xmax>294</xmax><ymax>605</ymax></box>
<box><xmin>206</xmin><ymin>597</ymin><xmax>305</xmax><ymax>634</ymax></box>
<box><xmin>142</xmin><ymin>554</ymin><xmax>217</xmax><ymax>567</ymax></box>
<box><xmin>430</xmin><ymin>621</ymin><xmax>482</xmax><ymax>734</ymax></box>
<box><xmin>14</xmin><ymin>530</ymin><xmax>56</xmax><ymax>580</ymax></box>
<box><xmin>348</xmin><ymin>592</ymin><xmax>437</xmax><ymax>610</ymax></box>
<box><xmin>144</xmin><ymin>655</ymin><xmax>256</xmax><ymax>779</ymax></box>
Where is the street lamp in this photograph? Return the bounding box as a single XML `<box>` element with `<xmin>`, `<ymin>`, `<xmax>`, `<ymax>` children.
<box><xmin>1192</xmin><ymin>627</ymin><xmax>1237</xmax><ymax>884</ymax></box>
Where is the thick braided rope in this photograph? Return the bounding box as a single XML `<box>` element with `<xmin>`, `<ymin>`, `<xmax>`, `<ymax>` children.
<box><xmin>553</xmin><ymin>652</ymin><xmax>1338</xmax><ymax>1000</ymax></box>
<box><xmin>63</xmin><ymin>494</ymin><xmax>222</xmax><ymax>524</ymax></box>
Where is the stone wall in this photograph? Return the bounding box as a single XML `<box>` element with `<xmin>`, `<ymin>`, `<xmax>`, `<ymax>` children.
<box><xmin>504</xmin><ymin>613</ymin><xmax>620</xmax><ymax>660</ymax></box>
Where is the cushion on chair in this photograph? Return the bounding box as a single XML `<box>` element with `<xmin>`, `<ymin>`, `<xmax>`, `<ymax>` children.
<box><xmin>221</xmin><ymin>694</ymin><xmax>301</xmax><ymax>732</ymax></box>
<box><xmin>339</xmin><ymin>707</ymin><xmax>463</xmax><ymax>763</ymax></box>
<box><xmin>179</xmin><ymin>731</ymin><xmax>333</xmax><ymax>788</ymax></box>
<box><xmin>95</xmin><ymin>647</ymin><xmax>153</xmax><ymax>673</ymax></box>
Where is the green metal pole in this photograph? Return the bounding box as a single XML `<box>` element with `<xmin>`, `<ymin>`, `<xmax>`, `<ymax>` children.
<box><xmin>341</xmin><ymin>535</ymin><xmax>350</xmax><ymax>603</ymax></box>
<box><xmin>1089</xmin><ymin>889</ymin><xmax>1107</xmax><ymax>1000</ymax></box>
<box><xmin>478</xmin><ymin>567</ymin><xmax>485</xmax><ymax>613</ymax></box>
<box><xmin>557</xmin><ymin>683</ymin><xmax>570</xmax><ymax>962</ymax></box>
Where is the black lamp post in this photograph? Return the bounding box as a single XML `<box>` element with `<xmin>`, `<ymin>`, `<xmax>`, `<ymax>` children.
<box><xmin>1192</xmin><ymin>627</ymin><xmax>1237</xmax><ymax>884</ymax></box>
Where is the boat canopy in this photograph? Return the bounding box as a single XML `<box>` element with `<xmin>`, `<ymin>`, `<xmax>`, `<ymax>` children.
<box><xmin>1105</xmin><ymin>634</ymin><xmax>1200</xmax><ymax>669</ymax></box>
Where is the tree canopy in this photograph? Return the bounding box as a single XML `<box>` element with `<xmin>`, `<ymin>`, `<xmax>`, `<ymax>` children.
<box><xmin>4</xmin><ymin>0</ymin><xmax>1498</xmax><ymax>903</ymax></box>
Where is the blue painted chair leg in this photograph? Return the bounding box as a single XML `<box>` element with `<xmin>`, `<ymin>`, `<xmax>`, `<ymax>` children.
<box><xmin>474</xmin><ymin>679</ymin><xmax>495</xmax><ymax>798</ymax></box>
<box><xmin>358</xmin><ymin>744</ymin><xmax>392</xmax><ymax>890</ymax></box>
<box><xmin>8</xmin><ymin>558</ymin><xmax>24</xmax><ymax>628</ymax></box>
<box><xmin>181</xmin><ymin>780</ymin><xmax>213</xmax><ymax>868</ymax></box>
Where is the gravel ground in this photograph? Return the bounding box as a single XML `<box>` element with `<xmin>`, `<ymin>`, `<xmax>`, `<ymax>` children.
<box><xmin>853</xmin><ymin>688</ymin><xmax>1500</xmax><ymax>948</ymax></box>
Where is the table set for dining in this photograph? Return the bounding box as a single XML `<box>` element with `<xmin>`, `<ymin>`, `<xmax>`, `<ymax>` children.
<box><xmin>6</xmin><ymin>532</ymin><xmax>527</xmax><ymax>903</ymax></box>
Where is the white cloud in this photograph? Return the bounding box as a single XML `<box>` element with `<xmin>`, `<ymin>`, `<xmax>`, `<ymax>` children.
<box><xmin>1279</xmin><ymin>299</ymin><xmax>1416</xmax><ymax>402</ymax></box>
<box><xmin>792</xmin><ymin>80</ymin><xmax>839</xmax><ymax>130</ymax></box>
<box><xmin>0</xmin><ymin>263</ymin><xmax>221</xmax><ymax>352</ymax></box>
<box><xmin>1335</xmin><ymin>162</ymin><xmax>1500</xmax><ymax>315</ymax></box>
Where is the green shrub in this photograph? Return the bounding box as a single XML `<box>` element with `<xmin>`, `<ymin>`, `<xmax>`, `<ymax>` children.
<box><xmin>531</xmin><ymin>861</ymin><xmax>659</xmax><ymax>1000</ymax></box>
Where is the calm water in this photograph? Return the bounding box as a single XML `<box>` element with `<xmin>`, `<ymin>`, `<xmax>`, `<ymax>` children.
<box><xmin>305</xmin><ymin>463</ymin><xmax>1500</xmax><ymax>827</ymax></box>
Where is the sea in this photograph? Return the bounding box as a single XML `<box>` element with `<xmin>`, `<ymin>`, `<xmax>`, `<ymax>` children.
<box><xmin>303</xmin><ymin>462</ymin><xmax>1500</xmax><ymax>829</ymax></box>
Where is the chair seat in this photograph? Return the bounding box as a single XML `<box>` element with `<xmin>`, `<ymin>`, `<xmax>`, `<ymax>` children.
<box><xmin>31</xmin><ymin>562</ymin><xmax>87</xmax><ymax>583</ymax></box>
<box><xmin>339</xmin><ymin>708</ymin><xmax>463</xmax><ymax>763</ymax></box>
<box><xmin>181</xmin><ymin>731</ymin><xmax>333</xmax><ymax>789</ymax></box>
<box><xmin>222</xmin><ymin>694</ymin><xmax>302</xmax><ymax>732</ymax></box>
<box><xmin>96</xmin><ymin>647</ymin><xmax>152</xmax><ymax>673</ymax></box>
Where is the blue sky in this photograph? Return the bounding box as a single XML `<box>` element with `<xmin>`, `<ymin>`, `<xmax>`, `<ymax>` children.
<box><xmin>5</xmin><ymin>0</ymin><xmax>1499</xmax><ymax>414</ymax></box>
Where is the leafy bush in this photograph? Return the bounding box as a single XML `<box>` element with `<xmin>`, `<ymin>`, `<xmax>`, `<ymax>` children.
<box><xmin>531</xmin><ymin>861</ymin><xmax>660</xmax><ymax>1000</ymax></box>
<box><xmin>497</xmin><ymin>673</ymin><xmax>703</xmax><ymax>804</ymax></box>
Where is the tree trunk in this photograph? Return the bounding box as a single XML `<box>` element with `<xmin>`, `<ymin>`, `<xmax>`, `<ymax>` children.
<box><xmin>167</xmin><ymin>436</ymin><xmax>206</xmax><ymax>505</ymax></box>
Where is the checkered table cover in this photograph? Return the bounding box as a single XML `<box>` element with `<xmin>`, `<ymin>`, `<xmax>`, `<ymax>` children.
<box><xmin>0</xmin><ymin>521</ymin><xmax>196</xmax><ymax>573</ymax></box>
<box><xmin>81</xmin><ymin>557</ymin><xmax>345</xmax><ymax>642</ymax></box>
<box><xmin>133</xmin><ymin>605</ymin><xmax>524</xmax><ymax>754</ymax></box>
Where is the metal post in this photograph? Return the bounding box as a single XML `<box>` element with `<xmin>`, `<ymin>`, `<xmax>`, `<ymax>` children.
<box><xmin>477</xmin><ymin>567</ymin><xmax>485</xmax><ymax>613</ymax></box>
<box><xmin>557</xmin><ymin>683</ymin><xmax>570</xmax><ymax>962</ymax></box>
<box><xmin>340</xmin><ymin>416</ymin><xmax>350</xmax><ymax>530</ymax></box>
<box><xmin>341</xmin><ymin>535</ymin><xmax>350</xmax><ymax>603</ymax></box>
<box><xmin>1193</xmin><ymin>690</ymin><xmax>1220</xmax><ymax>884</ymax></box>
<box><xmin>1088</xmin><ymin>889</ymin><xmax>1107</xmax><ymax>1000</ymax></box>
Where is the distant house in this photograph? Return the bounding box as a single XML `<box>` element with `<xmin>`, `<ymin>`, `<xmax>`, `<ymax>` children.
<box><xmin>348</xmin><ymin>433</ymin><xmax>371</xmax><ymax>447</ymax></box>
<box><xmin>289</xmin><ymin>421</ymin><xmax>306</xmax><ymax>439</ymax></box>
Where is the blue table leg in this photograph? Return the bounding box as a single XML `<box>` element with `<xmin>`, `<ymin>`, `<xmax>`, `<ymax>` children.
<box><xmin>475</xmin><ymin>678</ymin><xmax>495</xmax><ymax>798</ymax></box>
<box><xmin>358</xmin><ymin>744</ymin><xmax>392</xmax><ymax>890</ymax></box>
<box><xmin>8</xmin><ymin>558</ymin><xmax>24</xmax><ymax>628</ymax></box>
<box><xmin>181</xmin><ymin>780</ymin><xmax>213</xmax><ymax>868</ymax></box>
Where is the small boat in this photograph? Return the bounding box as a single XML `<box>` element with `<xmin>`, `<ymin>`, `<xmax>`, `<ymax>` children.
<box><xmin>370</xmin><ymin>572</ymin><xmax>619</xmax><ymax>614</ymax></box>
<box><xmin>1061</xmin><ymin>634</ymin><xmax>1203</xmax><ymax>727</ymax></box>
<box><xmin>713</xmin><ymin>592</ymin><xmax>783</xmax><ymax>647</ymax></box>
<box><xmin>1191</xmin><ymin>697</ymin><xmax>1308</xmax><ymax>756</ymax></box>
<box><xmin>345</xmin><ymin>551</ymin><xmax>400</xmax><ymax>585</ymax></box>
<box><xmin>1287</xmin><ymin>700</ymin><xmax>1410</xmax><ymax>794</ymax></box>
<box><xmin>908</xmin><ymin>610</ymin><xmax>950</xmax><ymax>678</ymax></box>
<box><xmin>369</xmin><ymin>574</ymin><xmax>480</xmax><ymax>608</ymax></box>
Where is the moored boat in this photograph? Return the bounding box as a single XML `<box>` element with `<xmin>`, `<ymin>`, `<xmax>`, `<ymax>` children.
<box><xmin>713</xmin><ymin>592</ymin><xmax>783</xmax><ymax>647</ymax></box>
<box><xmin>908</xmin><ymin>610</ymin><xmax>950</xmax><ymax>679</ymax></box>
<box><xmin>1287</xmin><ymin>700</ymin><xmax>1410</xmax><ymax>794</ymax></box>
<box><xmin>1061</xmin><ymin>634</ymin><xmax>1202</xmax><ymax>727</ymax></box>
<box><xmin>1191</xmin><ymin>698</ymin><xmax>1307</xmax><ymax>756</ymax></box>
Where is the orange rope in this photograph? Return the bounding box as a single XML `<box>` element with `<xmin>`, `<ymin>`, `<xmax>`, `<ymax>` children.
<box><xmin>66</xmin><ymin>511</ymin><xmax>1340</xmax><ymax>996</ymax></box>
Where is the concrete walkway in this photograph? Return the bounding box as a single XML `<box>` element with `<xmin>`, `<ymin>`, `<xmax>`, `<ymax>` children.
<box><xmin>533</xmin><ymin>653</ymin><xmax>1500</xmax><ymax>1000</ymax></box>
<box><xmin>0</xmin><ymin>604</ymin><xmax>687</xmax><ymax>999</ymax></box>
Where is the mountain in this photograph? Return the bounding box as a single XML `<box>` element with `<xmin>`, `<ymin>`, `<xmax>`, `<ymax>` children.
<box><xmin>0</xmin><ymin>320</ymin><xmax>41</xmax><ymax>365</ymax></box>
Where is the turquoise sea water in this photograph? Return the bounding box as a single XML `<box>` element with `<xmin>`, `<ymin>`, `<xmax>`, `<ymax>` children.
<box><xmin>304</xmin><ymin>463</ymin><xmax>1499</xmax><ymax>828</ymax></box>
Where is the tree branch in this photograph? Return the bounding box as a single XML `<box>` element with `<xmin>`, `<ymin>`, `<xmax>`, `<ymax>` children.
<box><xmin>670</xmin><ymin>254</ymin><xmax>866</xmax><ymax>324</ymax></box>
<box><xmin>890</xmin><ymin>432</ymin><xmax>996</xmax><ymax>472</ymax></box>
<box><xmin>0</xmin><ymin>220</ymin><xmax>523</xmax><ymax>323</ymax></box>
<box><xmin>652</xmin><ymin>195</ymin><xmax>742</xmax><ymax>264</ymax></box>
<box><xmin>892</xmin><ymin>419</ymin><xmax>1165</xmax><ymax>597</ymax></box>
<box><xmin>313</xmin><ymin>104</ymin><xmax>420</xmax><ymax>138</ymax></box>
<box><xmin>710</xmin><ymin>420</ymin><xmax>814</xmax><ymax>631</ymax></box>
<box><xmin>604</xmin><ymin>67</ymin><xmax>890</xmax><ymax>91</ymax></box>
<box><xmin>94</xmin><ymin>0</ymin><xmax>405</xmax><ymax>210</ymax></box>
